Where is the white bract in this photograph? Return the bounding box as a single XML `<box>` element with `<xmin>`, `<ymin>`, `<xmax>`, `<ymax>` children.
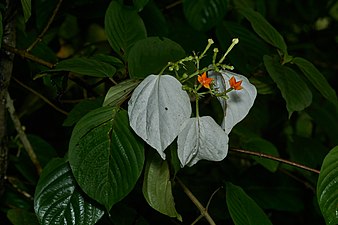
<box><xmin>209</xmin><ymin>70</ymin><xmax>257</xmax><ymax>134</ymax></box>
<box><xmin>177</xmin><ymin>116</ymin><xmax>229</xmax><ymax>167</ymax></box>
<box><xmin>128</xmin><ymin>75</ymin><xmax>191</xmax><ymax>159</ymax></box>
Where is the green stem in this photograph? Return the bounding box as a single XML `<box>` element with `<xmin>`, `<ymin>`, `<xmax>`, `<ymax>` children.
<box><xmin>218</xmin><ymin>38</ymin><xmax>239</xmax><ymax>64</ymax></box>
<box><xmin>195</xmin><ymin>96</ymin><xmax>200</xmax><ymax>117</ymax></box>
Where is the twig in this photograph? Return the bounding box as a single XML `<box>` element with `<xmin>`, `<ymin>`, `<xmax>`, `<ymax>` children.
<box><xmin>279</xmin><ymin>168</ymin><xmax>316</xmax><ymax>193</ymax></box>
<box><xmin>5</xmin><ymin>92</ymin><xmax>42</xmax><ymax>175</ymax></box>
<box><xmin>13</xmin><ymin>77</ymin><xmax>68</xmax><ymax>115</ymax></box>
<box><xmin>229</xmin><ymin>148</ymin><xmax>320</xmax><ymax>174</ymax></box>
<box><xmin>165</xmin><ymin>0</ymin><xmax>182</xmax><ymax>10</ymax></box>
<box><xmin>176</xmin><ymin>177</ymin><xmax>216</xmax><ymax>225</ymax></box>
<box><xmin>2</xmin><ymin>44</ymin><xmax>55</xmax><ymax>68</ymax></box>
<box><xmin>26</xmin><ymin>0</ymin><xmax>64</xmax><ymax>52</ymax></box>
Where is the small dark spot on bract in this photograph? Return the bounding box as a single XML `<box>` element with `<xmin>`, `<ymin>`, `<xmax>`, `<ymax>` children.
<box><xmin>165</xmin><ymin>107</ymin><xmax>168</xmax><ymax>110</ymax></box>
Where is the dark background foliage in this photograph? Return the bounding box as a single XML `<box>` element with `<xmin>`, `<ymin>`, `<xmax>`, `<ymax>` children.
<box><xmin>0</xmin><ymin>0</ymin><xmax>337</xmax><ymax>224</ymax></box>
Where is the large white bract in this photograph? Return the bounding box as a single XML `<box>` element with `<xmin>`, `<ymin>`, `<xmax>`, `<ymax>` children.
<box><xmin>128</xmin><ymin>75</ymin><xmax>192</xmax><ymax>159</ymax></box>
<box><xmin>209</xmin><ymin>70</ymin><xmax>257</xmax><ymax>134</ymax></box>
<box><xmin>177</xmin><ymin>116</ymin><xmax>229</xmax><ymax>167</ymax></box>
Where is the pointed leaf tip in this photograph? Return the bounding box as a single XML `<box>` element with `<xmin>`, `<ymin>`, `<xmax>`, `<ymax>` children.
<box><xmin>128</xmin><ymin>75</ymin><xmax>191</xmax><ymax>159</ymax></box>
<box><xmin>178</xmin><ymin>116</ymin><xmax>229</xmax><ymax>167</ymax></box>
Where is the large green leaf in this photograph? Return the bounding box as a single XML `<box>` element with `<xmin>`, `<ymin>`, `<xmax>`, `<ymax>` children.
<box><xmin>293</xmin><ymin>57</ymin><xmax>338</xmax><ymax>110</ymax></box>
<box><xmin>52</xmin><ymin>57</ymin><xmax>116</xmax><ymax>78</ymax></box>
<box><xmin>142</xmin><ymin>152</ymin><xmax>182</xmax><ymax>221</ymax></box>
<box><xmin>243</xmin><ymin>137</ymin><xmax>279</xmax><ymax>172</ymax></box>
<box><xmin>317</xmin><ymin>146</ymin><xmax>338</xmax><ymax>225</ymax></box>
<box><xmin>238</xmin><ymin>7</ymin><xmax>288</xmax><ymax>57</ymax></box>
<box><xmin>139</xmin><ymin>2</ymin><xmax>168</xmax><ymax>37</ymax></box>
<box><xmin>128</xmin><ymin>75</ymin><xmax>191</xmax><ymax>159</ymax></box>
<box><xmin>128</xmin><ymin>37</ymin><xmax>186</xmax><ymax>78</ymax></box>
<box><xmin>34</xmin><ymin>158</ymin><xmax>104</xmax><ymax>225</ymax></box>
<box><xmin>7</xmin><ymin>209</ymin><xmax>39</xmax><ymax>225</ymax></box>
<box><xmin>263</xmin><ymin>55</ymin><xmax>312</xmax><ymax>117</ymax></box>
<box><xmin>226</xmin><ymin>182</ymin><xmax>273</xmax><ymax>225</ymax></box>
<box><xmin>103</xmin><ymin>79</ymin><xmax>141</xmax><ymax>107</ymax></box>
<box><xmin>69</xmin><ymin>106</ymin><xmax>144</xmax><ymax>210</ymax></box>
<box><xmin>105</xmin><ymin>1</ymin><xmax>147</xmax><ymax>56</ymax></box>
<box><xmin>183</xmin><ymin>0</ymin><xmax>228</xmax><ymax>31</ymax></box>
<box><xmin>21</xmin><ymin>0</ymin><xmax>31</xmax><ymax>22</ymax></box>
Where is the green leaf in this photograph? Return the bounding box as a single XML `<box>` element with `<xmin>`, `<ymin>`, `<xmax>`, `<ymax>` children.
<box><xmin>243</xmin><ymin>137</ymin><xmax>279</xmax><ymax>172</ymax></box>
<box><xmin>128</xmin><ymin>75</ymin><xmax>191</xmax><ymax>159</ymax></box>
<box><xmin>226</xmin><ymin>182</ymin><xmax>273</xmax><ymax>225</ymax></box>
<box><xmin>128</xmin><ymin>37</ymin><xmax>186</xmax><ymax>78</ymax></box>
<box><xmin>238</xmin><ymin>7</ymin><xmax>288</xmax><ymax>57</ymax></box>
<box><xmin>142</xmin><ymin>152</ymin><xmax>182</xmax><ymax>221</ymax></box>
<box><xmin>183</xmin><ymin>0</ymin><xmax>228</xmax><ymax>31</ymax></box>
<box><xmin>7</xmin><ymin>209</ymin><xmax>39</xmax><ymax>225</ymax></box>
<box><xmin>34</xmin><ymin>158</ymin><xmax>104</xmax><ymax>225</ymax></box>
<box><xmin>263</xmin><ymin>55</ymin><xmax>312</xmax><ymax>117</ymax></box>
<box><xmin>52</xmin><ymin>57</ymin><xmax>116</xmax><ymax>77</ymax></box>
<box><xmin>293</xmin><ymin>57</ymin><xmax>338</xmax><ymax>110</ymax></box>
<box><xmin>63</xmin><ymin>98</ymin><xmax>103</xmax><ymax>127</ymax></box>
<box><xmin>21</xmin><ymin>0</ymin><xmax>31</xmax><ymax>22</ymax></box>
<box><xmin>69</xmin><ymin>106</ymin><xmax>144</xmax><ymax>210</ymax></box>
<box><xmin>103</xmin><ymin>79</ymin><xmax>141</xmax><ymax>107</ymax></box>
<box><xmin>105</xmin><ymin>1</ymin><xmax>147</xmax><ymax>56</ymax></box>
<box><xmin>140</xmin><ymin>2</ymin><xmax>168</xmax><ymax>37</ymax></box>
<box><xmin>317</xmin><ymin>146</ymin><xmax>338</xmax><ymax>225</ymax></box>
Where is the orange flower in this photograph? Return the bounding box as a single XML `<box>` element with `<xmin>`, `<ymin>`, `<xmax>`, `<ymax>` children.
<box><xmin>229</xmin><ymin>76</ymin><xmax>243</xmax><ymax>90</ymax></box>
<box><xmin>197</xmin><ymin>72</ymin><xmax>213</xmax><ymax>89</ymax></box>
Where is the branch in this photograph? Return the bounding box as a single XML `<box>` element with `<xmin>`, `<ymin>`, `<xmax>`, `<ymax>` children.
<box><xmin>0</xmin><ymin>0</ymin><xmax>17</xmax><ymax>197</ymax></box>
<box><xmin>2</xmin><ymin>44</ymin><xmax>55</xmax><ymax>68</ymax></box>
<box><xmin>6</xmin><ymin>92</ymin><xmax>42</xmax><ymax>175</ymax></box>
<box><xmin>229</xmin><ymin>148</ymin><xmax>320</xmax><ymax>174</ymax></box>
<box><xmin>26</xmin><ymin>0</ymin><xmax>64</xmax><ymax>52</ymax></box>
<box><xmin>176</xmin><ymin>177</ymin><xmax>216</xmax><ymax>225</ymax></box>
<box><xmin>13</xmin><ymin>77</ymin><xmax>68</xmax><ymax>115</ymax></box>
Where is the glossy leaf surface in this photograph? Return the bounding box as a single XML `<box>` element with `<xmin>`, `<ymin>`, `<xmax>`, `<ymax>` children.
<box><xmin>34</xmin><ymin>158</ymin><xmax>104</xmax><ymax>225</ymax></box>
<box><xmin>317</xmin><ymin>146</ymin><xmax>338</xmax><ymax>225</ymax></box>
<box><xmin>128</xmin><ymin>75</ymin><xmax>191</xmax><ymax>159</ymax></box>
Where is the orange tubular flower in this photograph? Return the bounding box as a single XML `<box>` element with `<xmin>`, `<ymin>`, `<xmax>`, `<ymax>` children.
<box><xmin>229</xmin><ymin>76</ymin><xmax>243</xmax><ymax>90</ymax></box>
<box><xmin>197</xmin><ymin>72</ymin><xmax>213</xmax><ymax>89</ymax></box>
